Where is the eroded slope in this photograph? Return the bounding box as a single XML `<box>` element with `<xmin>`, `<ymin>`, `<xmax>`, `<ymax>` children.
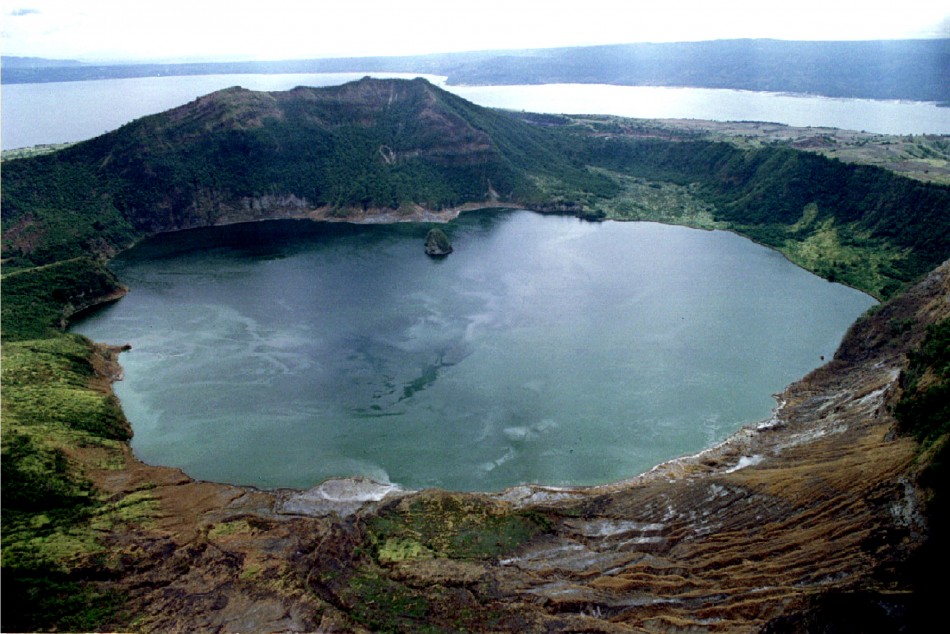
<box><xmin>48</xmin><ymin>261</ymin><xmax>947</xmax><ymax>632</ymax></box>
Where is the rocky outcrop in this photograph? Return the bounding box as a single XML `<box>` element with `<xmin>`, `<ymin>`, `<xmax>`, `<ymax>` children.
<box><xmin>424</xmin><ymin>227</ymin><xmax>453</xmax><ymax>256</ymax></box>
<box><xmin>78</xmin><ymin>262</ymin><xmax>949</xmax><ymax>631</ymax></box>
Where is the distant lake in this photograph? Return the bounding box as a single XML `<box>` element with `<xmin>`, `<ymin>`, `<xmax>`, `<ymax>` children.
<box><xmin>3</xmin><ymin>72</ymin><xmax>949</xmax><ymax>150</ymax></box>
<box><xmin>71</xmin><ymin>212</ymin><xmax>876</xmax><ymax>491</ymax></box>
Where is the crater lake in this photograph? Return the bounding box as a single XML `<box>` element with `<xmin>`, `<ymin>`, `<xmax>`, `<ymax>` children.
<box><xmin>71</xmin><ymin>210</ymin><xmax>876</xmax><ymax>491</ymax></box>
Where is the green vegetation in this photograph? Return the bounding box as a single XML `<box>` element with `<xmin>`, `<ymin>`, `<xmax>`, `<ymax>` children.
<box><xmin>2</xmin><ymin>257</ymin><xmax>126</xmax><ymax>341</ymax></box>
<box><xmin>4</xmin><ymin>78</ymin><xmax>948</xmax><ymax>298</ymax></box>
<box><xmin>1</xmin><ymin>337</ymin><xmax>133</xmax><ymax>632</ymax></box>
<box><xmin>572</xmin><ymin>117</ymin><xmax>950</xmax><ymax>187</ymax></box>
<box><xmin>319</xmin><ymin>493</ymin><xmax>551</xmax><ymax>632</ymax></box>
<box><xmin>424</xmin><ymin>227</ymin><xmax>453</xmax><ymax>256</ymax></box>
<box><xmin>893</xmin><ymin>319</ymin><xmax>950</xmax><ymax>626</ymax></box>
<box><xmin>584</xmin><ymin>170</ymin><xmax>723</xmax><ymax>228</ymax></box>
<box><xmin>2</xmin><ymin>335</ymin><xmax>131</xmax><ymax>441</ymax></box>
<box><xmin>0</xmin><ymin>79</ymin><xmax>617</xmax><ymax>270</ymax></box>
<box><xmin>343</xmin><ymin>569</ymin><xmax>432</xmax><ymax>630</ymax></box>
<box><xmin>1</xmin><ymin>142</ymin><xmax>76</xmax><ymax>162</ymax></box>
<box><xmin>577</xmin><ymin>138</ymin><xmax>950</xmax><ymax>298</ymax></box>
<box><xmin>368</xmin><ymin>494</ymin><xmax>550</xmax><ymax>562</ymax></box>
<box><xmin>895</xmin><ymin>319</ymin><xmax>950</xmax><ymax>445</ymax></box>
<box><xmin>1</xmin><ymin>77</ymin><xmax>949</xmax><ymax>630</ymax></box>
<box><xmin>0</xmin><ymin>154</ymin><xmax>140</xmax><ymax>269</ymax></box>
<box><xmin>337</xmin><ymin>565</ymin><xmax>517</xmax><ymax>633</ymax></box>
<box><xmin>1</xmin><ymin>563</ymin><xmax>127</xmax><ymax>633</ymax></box>
<box><xmin>2</xmin><ymin>263</ymin><xmax>134</xmax><ymax>631</ymax></box>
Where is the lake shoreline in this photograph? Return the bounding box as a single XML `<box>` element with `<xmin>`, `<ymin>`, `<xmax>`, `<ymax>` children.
<box><xmin>78</xmin><ymin>255</ymin><xmax>930</xmax><ymax>509</ymax></box>
<box><xmin>65</xmin><ymin>258</ymin><xmax>946</xmax><ymax>632</ymax></box>
<box><xmin>75</xmin><ymin>210</ymin><xmax>874</xmax><ymax>492</ymax></box>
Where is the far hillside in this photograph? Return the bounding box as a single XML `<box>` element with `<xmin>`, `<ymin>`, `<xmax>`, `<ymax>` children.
<box><xmin>4</xmin><ymin>39</ymin><xmax>948</xmax><ymax>103</ymax></box>
<box><xmin>2</xmin><ymin>78</ymin><xmax>949</xmax><ymax>303</ymax></box>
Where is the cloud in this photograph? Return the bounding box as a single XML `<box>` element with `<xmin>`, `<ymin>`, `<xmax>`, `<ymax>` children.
<box><xmin>1</xmin><ymin>0</ymin><xmax>947</xmax><ymax>63</ymax></box>
<box><xmin>927</xmin><ymin>16</ymin><xmax>950</xmax><ymax>38</ymax></box>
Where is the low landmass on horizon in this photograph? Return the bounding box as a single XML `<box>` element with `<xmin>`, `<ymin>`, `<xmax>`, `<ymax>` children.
<box><xmin>4</xmin><ymin>38</ymin><xmax>949</xmax><ymax>103</ymax></box>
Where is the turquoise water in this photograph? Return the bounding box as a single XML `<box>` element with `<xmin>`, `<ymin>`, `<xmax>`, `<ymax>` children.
<box><xmin>72</xmin><ymin>211</ymin><xmax>876</xmax><ymax>491</ymax></box>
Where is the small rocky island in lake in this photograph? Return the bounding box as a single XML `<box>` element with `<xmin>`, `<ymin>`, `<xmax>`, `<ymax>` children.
<box><xmin>425</xmin><ymin>227</ymin><xmax>453</xmax><ymax>256</ymax></box>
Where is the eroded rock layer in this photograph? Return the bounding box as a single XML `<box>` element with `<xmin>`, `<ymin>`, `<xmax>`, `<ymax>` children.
<box><xmin>73</xmin><ymin>261</ymin><xmax>948</xmax><ymax>632</ymax></box>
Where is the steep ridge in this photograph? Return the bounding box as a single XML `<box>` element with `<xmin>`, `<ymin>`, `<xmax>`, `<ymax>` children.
<box><xmin>3</xmin><ymin>78</ymin><xmax>948</xmax><ymax>297</ymax></box>
<box><xmin>1</xmin><ymin>77</ymin><xmax>611</xmax><ymax>267</ymax></box>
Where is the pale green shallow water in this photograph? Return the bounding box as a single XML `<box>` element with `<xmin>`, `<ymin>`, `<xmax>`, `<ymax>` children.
<box><xmin>72</xmin><ymin>211</ymin><xmax>876</xmax><ymax>491</ymax></box>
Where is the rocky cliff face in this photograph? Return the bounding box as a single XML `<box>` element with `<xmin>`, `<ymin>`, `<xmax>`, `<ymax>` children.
<box><xmin>75</xmin><ymin>261</ymin><xmax>948</xmax><ymax>632</ymax></box>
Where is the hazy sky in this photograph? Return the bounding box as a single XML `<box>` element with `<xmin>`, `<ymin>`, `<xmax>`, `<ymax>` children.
<box><xmin>2</xmin><ymin>0</ymin><xmax>948</xmax><ymax>63</ymax></box>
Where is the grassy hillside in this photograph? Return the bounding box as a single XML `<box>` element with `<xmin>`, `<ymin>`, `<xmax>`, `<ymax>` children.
<box><xmin>4</xmin><ymin>79</ymin><xmax>948</xmax><ymax>297</ymax></box>
<box><xmin>1</xmin><ymin>78</ymin><xmax>615</xmax><ymax>269</ymax></box>
<box><xmin>1</xmin><ymin>77</ymin><xmax>949</xmax><ymax>630</ymax></box>
<box><xmin>575</xmin><ymin>136</ymin><xmax>950</xmax><ymax>297</ymax></box>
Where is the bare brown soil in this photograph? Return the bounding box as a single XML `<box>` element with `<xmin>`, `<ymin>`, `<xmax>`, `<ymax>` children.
<box><xmin>67</xmin><ymin>259</ymin><xmax>949</xmax><ymax>631</ymax></box>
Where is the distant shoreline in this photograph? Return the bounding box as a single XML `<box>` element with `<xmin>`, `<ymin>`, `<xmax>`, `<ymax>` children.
<box><xmin>4</xmin><ymin>38</ymin><xmax>949</xmax><ymax>103</ymax></box>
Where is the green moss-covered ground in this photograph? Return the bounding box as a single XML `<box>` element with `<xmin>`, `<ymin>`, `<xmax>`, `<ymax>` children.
<box><xmin>1</xmin><ymin>261</ymin><xmax>139</xmax><ymax>631</ymax></box>
<box><xmin>308</xmin><ymin>493</ymin><xmax>553</xmax><ymax>632</ymax></box>
<box><xmin>1</xmin><ymin>360</ymin><xmax>133</xmax><ymax>631</ymax></box>
<box><xmin>368</xmin><ymin>493</ymin><xmax>551</xmax><ymax>562</ymax></box>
